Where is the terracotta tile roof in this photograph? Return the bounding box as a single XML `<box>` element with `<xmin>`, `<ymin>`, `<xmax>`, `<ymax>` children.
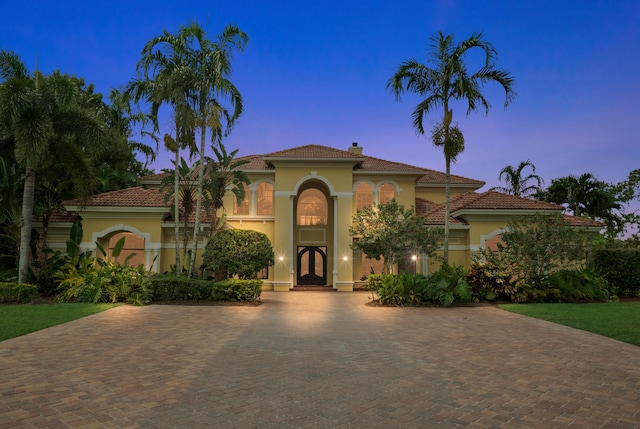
<box><xmin>415</xmin><ymin>197</ymin><xmax>435</xmax><ymax>215</ymax></box>
<box><xmin>416</xmin><ymin>170</ymin><xmax>485</xmax><ymax>186</ymax></box>
<box><xmin>64</xmin><ymin>187</ymin><xmax>169</xmax><ymax>208</ymax></box>
<box><xmin>451</xmin><ymin>191</ymin><xmax>562</xmax><ymax>211</ymax></box>
<box><xmin>423</xmin><ymin>191</ymin><xmax>565</xmax><ymax>226</ymax></box>
<box><xmin>236</xmin><ymin>154</ymin><xmax>272</xmax><ymax>170</ymax></box>
<box><xmin>139</xmin><ymin>172</ymin><xmax>166</xmax><ymax>182</ymax></box>
<box><xmin>137</xmin><ymin>145</ymin><xmax>477</xmax><ymax>182</ymax></box>
<box><xmin>63</xmin><ymin>187</ymin><xmax>216</xmax><ymax>224</ymax></box>
<box><xmin>45</xmin><ymin>210</ymin><xmax>79</xmax><ymax>223</ymax></box>
<box><xmin>264</xmin><ymin>144</ymin><xmax>364</xmax><ymax>160</ymax></box>
<box><xmin>421</xmin><ymin>191</ymin><xmax>603</xmax><ymax>229</ymax></box>
<box><xmin>357</xmin><ymin>155</ymin><xmax>428</xmax><ymax>173</ymax></box>
<box><xmin>562</xmin><ymin>215</ymin><xmax>604</xmax><ymax>228</ymax></box>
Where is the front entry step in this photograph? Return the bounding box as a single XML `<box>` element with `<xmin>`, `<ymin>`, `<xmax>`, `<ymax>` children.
<box><xmin>290</xmin><ymin>285</ymin><xmax>336</xmax><ymax>292</ymax></box>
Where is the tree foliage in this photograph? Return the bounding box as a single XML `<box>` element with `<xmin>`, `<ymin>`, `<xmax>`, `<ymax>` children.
<box><xmin>499</xmin><ymin>212</ymin><xmax>594</xmax><ymax>288</ymax></box>
<box><xmin>491</xmin><ymin>160</ymin><xmax>542</xmax><ymax>197</ymax></box>
<box><xmin>349</xmin><ymin>200</ymin><xmax>441</xmax><ymax>274</ymax></box>
<box><xmin>0</xmin><ymin>51</ymin><xmax>106</xmax><ymax>283</ymax></box>
<box><xmin>203</xmin><ymin>229</ymin><xmax>274</xmax><ymax>280</ymax></box>
<box><xmin>536</xmin><ymin>173</ymin><xmax>622</xmax><ymax>237</ymax></box>
<box><xmin>387</xmin><ymin>31</ymin><xmax>516</xmax><ymax>263</ymax></box>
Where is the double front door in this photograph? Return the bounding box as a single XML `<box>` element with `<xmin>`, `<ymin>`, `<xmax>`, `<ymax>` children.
<box><xmin>297</xmin><ymin>246</ymin><xmax>327</xmax><ymax>285</ymax></box>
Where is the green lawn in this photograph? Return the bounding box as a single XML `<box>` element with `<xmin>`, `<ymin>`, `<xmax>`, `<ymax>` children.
<box><xmin>0</xmin><ymin>303</ymin><xmax>118</xmax><ymax>342</ymax></box>
<box><xmin>500</xmin><ymin>302</ymin><xmax>640</xmax><ymax>347</ymax></box>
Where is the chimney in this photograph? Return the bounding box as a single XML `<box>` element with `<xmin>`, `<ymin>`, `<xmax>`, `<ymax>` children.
<box><xmin>348</xmin><ymin>141</ymin><xmax>363</xmax><ymax>155</ymax></box>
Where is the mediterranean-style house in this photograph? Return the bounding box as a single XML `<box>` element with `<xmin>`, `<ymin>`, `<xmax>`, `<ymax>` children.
<box><xmin>47</xmin><ymin>143</ymin><xmax>601</xmax><ymax>291</ymax></box>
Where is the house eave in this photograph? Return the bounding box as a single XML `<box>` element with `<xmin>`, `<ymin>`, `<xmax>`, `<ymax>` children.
<box><xmin>451</xmin><ymin>208</ymin><xmax>561</xmax><ymax>217</ymax></box>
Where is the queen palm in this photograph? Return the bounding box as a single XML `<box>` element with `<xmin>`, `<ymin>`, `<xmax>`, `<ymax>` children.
<box><xmin>388</xmin><ymin>32</ymin><xmax>516</xmax><ymax>263</ymax></box>
<box><xmin>491</xmin><ymin>160</ymin><xmax>543</xmax><ymax>197</ymax></box>
<box><xmin>0</xmin><ymin>51</ymin><xmax>104</xmax><ymax>283</ymax></box>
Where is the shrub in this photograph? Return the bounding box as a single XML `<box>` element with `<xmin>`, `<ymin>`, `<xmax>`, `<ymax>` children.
<box><xmin>424</xmin><ymin>264</ymin><xmax>471</xmax><ymax>307</ymax></box>
<box><xmin>148</xmin><ymin>276</ymin><xmax>215</xmax><ymax>302</ymax></box>
<box><xmin>592</xmin><ymin>249</ymin><xmax>640</xmax><ymax>297</ymax></box>
<box><xmin>368</xmin><ymin>272</ymin><xmax>427</xmax><ymax>306</ymax></box>
<box><xmin>467</xmin><ymin>250</ymin><xmax>536</xmax><ymax>303</ymax></box>
<box><xmin>366</xmin><ymin>269</ymin><xmax>471</xmax><ymax>307</ymax></box>
<box><xmin>55</xmin><ymin>256</ymin><xmax>150</xmax><ymax>305</ymax></box>
<box><xmin>213</xmin><ymin>279</ymin><xmax>262</xmax><ymax>302</ymax></box>
<box><xmin>544</xmin><ymin>268</ymin><xmax>610</xmax><ymax>303</ymax></box>
<box><xmin>0</xmin><ymin>282</ymin><xmax>39</xmax><ymax>304</ymax></box>
<box><xmin>203</xmin><ymin>229</ymin><xmax>274</xmax><ymax>279</ymax></box>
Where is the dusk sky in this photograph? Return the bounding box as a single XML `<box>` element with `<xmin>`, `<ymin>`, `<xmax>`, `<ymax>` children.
<box><xmin>2</xmin><ymin>0</ymin><xmax>639</xmax><ymax>193</ymax></box>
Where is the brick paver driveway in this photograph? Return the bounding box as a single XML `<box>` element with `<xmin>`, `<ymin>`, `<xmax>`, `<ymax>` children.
<box><xmin>1</xmin><ymin>292</ymin><xmax>639</xmax><ymax>428</ymax></box>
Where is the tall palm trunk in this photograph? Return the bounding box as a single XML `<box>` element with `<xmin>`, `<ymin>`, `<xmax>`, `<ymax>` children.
<box><xmin>18</xmin><ymin>167</ymin><xmax>36</xmax><ymax>283</ymax></box>
<box><xmin>442</xmin><ymin>103</ymin><xmax>452</xmax><ymax>265</ymax></box>
<box><xmin>173</xmin><ymin>130</ymin><xmax>181</xmax><ymax>276</ymax></box>
<box><xmin>189</xmin><ymin>122</ymin><xmax>206</xmax><ymax>278</ymax></box>
<box><xmin>443</xmin><ymin>157</ymin><xmax>451</xmax><ymax>264</ymax></box>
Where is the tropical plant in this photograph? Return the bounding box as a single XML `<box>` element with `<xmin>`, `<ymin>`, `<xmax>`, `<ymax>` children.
<box><xmin>536</xmin><ymin>173</ymin><xmax>621</xmax><ymax>237</ymax></box>
<box><xmin>160</xmin><ymin>157</ymin><xmax>201</xmax><ymax>268</ymax></box>
<box><xmin>425</xmin><ymin>263</ymin><xmax>471</xmax><ymax>307</ymax></box>
<box><xmin>350</xmin><ymin>200</ymin><xmax>441</xmax><ymax>274</ymax></box>
<box><xmin>181</xmin><ymin>23</ymin><xmax>248</xmax><ymax>278</ymax></box>
<box><xmin>203</xmin><ymin>142</ymin><xmax>250</xmax><ymax>237</ymax></box>
<box><xmin>0</xmin><ymin>51</ymin><xmax>107</xmax><ymax>283</ymax></box>
<box><xmin>387</xmin><ymin>31</ymin><xmax>516</xmax><ymax>263</ymax></box>
<box><xmin>54</xmin><ymin>233</ymin><xmax>149</xmax><ymax>305</ymax></box>
<box><xmin>491</xmin><ymin>160</ymin><xmax>543</xmax><ymax>197</ymax></box>
<box><xmin>128</xmin><ymin>25</ymin><xmax>199</xmax><ymax>275</ymax></box>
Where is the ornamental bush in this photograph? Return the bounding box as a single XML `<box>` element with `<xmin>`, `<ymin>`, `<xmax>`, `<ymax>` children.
<box><xmin>592</xmin><ymin>249</ymin><xmax>640</xmax><ymax>297</ymax></box>
<box><xmin>212</xmin><ymin>279</ymin><xmax>262</xmax><ymax>302</ymax></box>
<box><xmin>203</xmin><ymin>229</ymin><xmax>274</xmax><ymax>279</ymax></box>
<box><xmin>148</xmin><ymin>276</ymin><xmax>214</xmax><ymax>302</ymax></box>
<box><xmin>0</xmin><ymin>282</ymin><xmax>39</xmax><ymax>304</ymax></box>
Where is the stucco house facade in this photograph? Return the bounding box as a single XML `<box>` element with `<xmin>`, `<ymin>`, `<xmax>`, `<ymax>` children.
<box><xmin>48</xmin><ymin>143</ymin><xmax>601</xmax><ymax>291</ymax></box>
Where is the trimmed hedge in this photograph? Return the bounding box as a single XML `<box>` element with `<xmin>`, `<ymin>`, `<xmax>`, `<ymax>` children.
<box><xmin>592</xmin><ymin>249</ymin><xmax>640</xmax><ymax>297</ymax></box>
<box><xmin>149</xmin><ymin>277</ymin><xmax>215</xmax><ymax>302</ymax></box>
<box><xmin>213</xmin><ymin>279</ymin><xmax>262</xmax><ymax>302</ymax></box>
<box><xmin>148</xmin><ymin>276</ymin><xmax>262</xmax><ymax>302</ymax></box>
<box><xmin>0</xmin><ymin>282</ymin><xmax>39</xmax><ymax>304</ymax></box>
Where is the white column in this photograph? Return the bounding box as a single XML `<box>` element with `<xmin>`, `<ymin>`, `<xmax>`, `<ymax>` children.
<box><xmin>333</xmin><ymin>195</ymin><xmax>338</xmax><ymax>288</ymax></box>
<box><xmin>289</xmin><ymin>195</ymin><xmax>294</xmax><ymax>286</ymax></box>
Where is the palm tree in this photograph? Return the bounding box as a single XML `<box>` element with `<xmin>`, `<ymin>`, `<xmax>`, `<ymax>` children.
<box><xmin>128</xmin><ymin>28</ymin><xmax>198</xmax><ymax>275</ymax></box>
<box><xmin>388</xmin><ymin>32</ymin><xmax>516</xmax><ymax>263</ymax></box>
<box><xmin>160</xmin><ymin>157</ymin><xmax>202</xmax><ymax>271</ymax></box>
<box><xmin>204</xmin><ymin>142</ymin><xmax>250</xmax><ymax>237</ymax></box>
<box><xmin>491</xmin><ymin>160</ymin><xmax>543</xmax><ymax>197</ymax></box>
<box><xmin>178</xmin><ymin>23</ymin><xmax>248</xmax><ymax>277</ymax></box>
<box><xmin>0</xmin><ymin>51</ymin><xmax>105</xmax><ymax>283</ymax></box>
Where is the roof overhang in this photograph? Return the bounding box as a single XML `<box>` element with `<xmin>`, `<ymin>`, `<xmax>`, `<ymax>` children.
<box><xmin>451</xmin><ymin>208</ymin><xmax>561</xmax><ymax>218</ymax></box>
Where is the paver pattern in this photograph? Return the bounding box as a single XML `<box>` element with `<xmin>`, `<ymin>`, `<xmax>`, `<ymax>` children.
<box><xmin>1</xmin><ymin>292</ymin><xmax>639</xmax><ymax>428</ymax></box>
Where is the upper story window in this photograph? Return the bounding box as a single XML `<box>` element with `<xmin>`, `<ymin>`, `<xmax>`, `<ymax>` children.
<box><xmin>379</xmin><ymin>183</ymin><xmax>395</xmax><ymax>205</ymax></box>
<box><xmin>233</xmin><ymin>183</ymin><xmax>250</xmax><ymax>215</ymax></box>
<box><xmin>257</xmin><ymin>182</ymin><xmax>274</xmax><ymax>216</ymax></box>
<box><xmin>297</xmin><ymin>188</ymin><xmax>327</xmax><ymax>226</ymax></box>
<box><xmin>355</xmin><ymin>182</ymin><xmax>373</xmax><ymax>211</ymax></box>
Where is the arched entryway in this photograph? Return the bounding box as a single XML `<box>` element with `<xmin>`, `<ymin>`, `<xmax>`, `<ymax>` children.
<box><xmin>294</xmin><ymin>181</ymin><xmax>333</xmax><ymax>286</ymax></box>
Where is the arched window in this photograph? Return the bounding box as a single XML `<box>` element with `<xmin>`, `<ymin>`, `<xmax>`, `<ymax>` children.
<box><xmin>257</xmin><ymin>182</ymin><xmax>274</xmax><ymax>215</ymax></box>
<box><xmin>297</xmin><ymin>188</ymin><xmax>328</xmax><ymax>226</ymax></box>
<box><xmin>355</xmin><ymin>182</ymin><xmax>373</xmax><ymax>210</ymax></box>
<box><xmin>379</xmin><ymin>183</ymin><xmax>395</xmax><ymax>204</ymax></box>
<box><xmin>233</xmin><ymin>183</ymin><xmax>250</xmax><ymax>215</ymax></box>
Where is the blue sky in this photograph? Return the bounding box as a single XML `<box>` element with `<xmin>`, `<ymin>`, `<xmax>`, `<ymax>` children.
<box><xmin>2</xmin><ymin>0</ymin><xmax>639</xmax><ymax>192</ymax></box>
